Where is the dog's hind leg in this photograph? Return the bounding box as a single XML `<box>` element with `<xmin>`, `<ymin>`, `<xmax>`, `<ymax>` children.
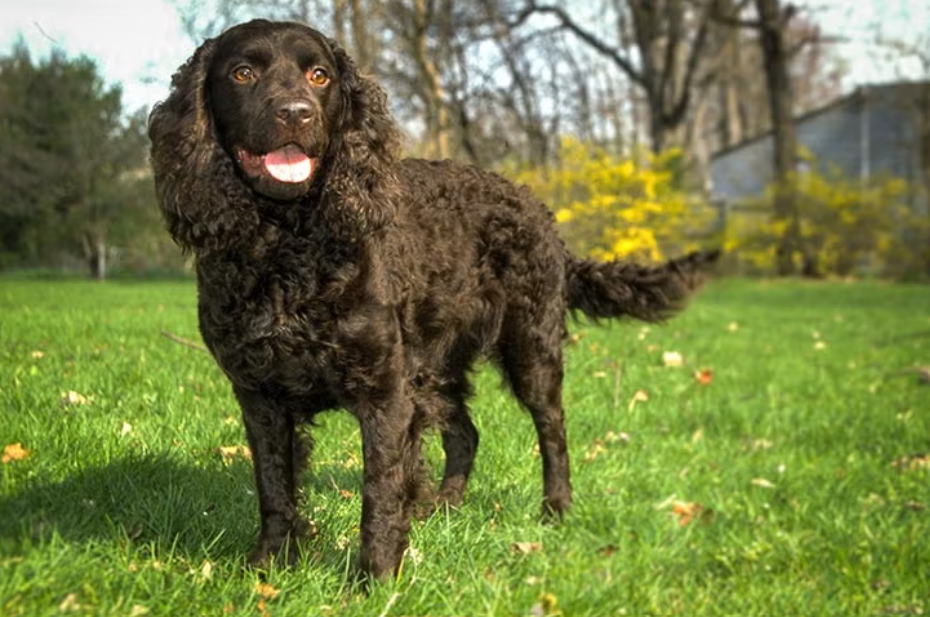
<box><xmin>498</xmin><ymin>317</ymin><xmax>573</xmax><ymax>518</ymax></box>
<box><xmin>437</xmin><ymin>400</ymin><xmax>479</xmax><ymax>507</ymax></box>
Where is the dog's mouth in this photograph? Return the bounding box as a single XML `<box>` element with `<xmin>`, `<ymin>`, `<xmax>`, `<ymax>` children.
<box><xmin>236</xmin><ymin>144</ymin><xmax>318</xmax><ymax>184</ymax></box>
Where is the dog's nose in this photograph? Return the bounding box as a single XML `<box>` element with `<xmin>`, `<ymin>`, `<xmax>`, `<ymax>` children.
<box><xmin>275</xmin><ymin>100</ymin><xmax>313</xmax><ymax>127</ymax></box>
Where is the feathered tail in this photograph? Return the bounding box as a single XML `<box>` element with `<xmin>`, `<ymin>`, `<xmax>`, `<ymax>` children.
<box><xmin>566</xmin><ymin>250</ymin><xmax>720</xmax><ymax>322</ymax></box>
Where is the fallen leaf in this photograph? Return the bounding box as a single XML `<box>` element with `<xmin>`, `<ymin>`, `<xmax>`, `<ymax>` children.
<box><xmin>891</xmin><ymin>454</ymin><xmax>930</xmax><ymax>472</ymax></box>
<box><xmin>60</xmin><ymin>390</ymin><xmax>88</xmax><ymax>406</ymax></box>
<box><xmin>750</xmin><ymin>438</ymin><xmax>774</xmax><ymax>451</ymax></box>
<box><xmin>694</xmin><ymin>368</ymin><xmax>713</xmax><ymax>385</ymax></box>
<box><xmin>342</xmin><ymin>452</ymin><xmax>361</xmax><ymax>469</ymax></box>
<box><xmin>31</xmin><ymin>350</ymin><xmax>45</xmax><ymax>358</ymax></box>
<box><xmin>256</xmin><ymin>582</ymin><xmax>280</xmax><ymax>600</ymax></box>
<box><xmin>130</xmin><ymin>605</ymin><xmax>149</xmax><ymax>616</ymax></box>
<box><xmin>691</xmin><ymin>428</ymin><xmax>704</xmax><ymax>443</ymax></box>
<box><xmin>510</xmin><ymin>541</ymin><xmax>542</xmax><ymax>555</ymax></box>
<box><xmin>628</xmin><ymin>389</ymin><xmax>649</xmax><ymax>413</ymax></box>
<box><xmin>751</xmin><ymin>478</ymin><xmax>777</xmax><ymax>489</ymax></box>
<box><xmin>604</xmin><ymin>431</ymin><xmax>630</xmax><ymax>444</ymax></box>
<box><xmin>671</xmin><ymin>501</ymin><xmax>711</xmax><ymax>526</ymax></box>
<box><xmin>58</xmin><ymin>593</ymin><xmax>81</xmax><ymax>613</ymax></box>
<box><xmin>199</xmin><ymin>560</ymin><xmax>213</xmax><ymax>581</ymax></box>
<box><xmin>529</xmin><ymin>592</ymin><xmax>561</xmax><ymax>617</ymax></box>
<box><xmin>217</xmin><ymin>445</ymin><xmax>251</xmax><ymax>463</ymax></box>
<box><xmin>598</xmin><ymin>544</ymin><xmax>618</xmax><ymax>557</ymax></box>
<box><xmin>592</xmin><ymin>371</ymin><xmax>607</xmax><ymax>378</ymax></box>
<box><xmin>582</xmin><ymin>439</ymin><xmax>606</xmax><ymax>462</ymax></box>
<box><xmin>663</xmin><ymin>351</ymin><xmax>684</xmax><ymax>367</ymax></box>
<box><xmin>2</xmin><ymin>443</ymin><xmax>30</xmax><ymax>464</ymax></box>
<box><xmin>120</xmin><ymin>422</ymin><xmax>133</xmax><ymax>437</ymax></box>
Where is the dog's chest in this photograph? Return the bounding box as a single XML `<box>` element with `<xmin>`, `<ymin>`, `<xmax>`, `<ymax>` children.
<box><xmin>196</xmin><ymin>242</ymin><xmax>377</xmax><ymax>395</ymax></box>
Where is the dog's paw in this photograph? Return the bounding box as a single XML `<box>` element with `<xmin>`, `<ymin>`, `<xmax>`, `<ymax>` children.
<box><xmin>247</xmin><ymin>518</ymin><xmax>317</xmax><ymax>569</ymax></box>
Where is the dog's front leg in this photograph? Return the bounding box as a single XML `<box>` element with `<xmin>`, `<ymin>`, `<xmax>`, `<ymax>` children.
<box><xmin>355</xmin><ymin>388</ymin><xmax>421</xmax><ymax>581</ymax></box>
<box><xmin>235</xmin><ymin>387</ymin><xmax>310</xmax><ymax>567</ymax></box>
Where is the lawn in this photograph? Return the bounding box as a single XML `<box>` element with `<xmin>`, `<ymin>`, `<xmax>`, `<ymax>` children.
<box><xmin>1</xmin><ymin>277</ymin><xmax>928</xmax><ymax>616</ymax></box>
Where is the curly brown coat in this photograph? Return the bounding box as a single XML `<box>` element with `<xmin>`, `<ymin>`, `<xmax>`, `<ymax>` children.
<box><xmin>148</xmin><ymin>19</ymin><xmax>718</xmax><ymax>580</ymax></box>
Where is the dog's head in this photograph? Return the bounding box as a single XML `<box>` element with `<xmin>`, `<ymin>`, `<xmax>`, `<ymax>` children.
<box><xmin>149</xmin><ymin>19</ymin><xmax>402</xmax><ymax>251</ymax></box>
<box><xmin>206</xmin><ymin>20</ymin><xmax>343</xmax><ymax>201</ymax></box>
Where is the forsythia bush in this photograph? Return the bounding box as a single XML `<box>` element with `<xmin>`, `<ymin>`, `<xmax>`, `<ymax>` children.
<box><xmin>727</xmin><ymin>165</ymin><xmax>929</xmax><ymax>277</ymax></box>
<box><xmin>512</xmin><ymin>137</ymin><xmax>716</xmax><ymax>261</ymax></box>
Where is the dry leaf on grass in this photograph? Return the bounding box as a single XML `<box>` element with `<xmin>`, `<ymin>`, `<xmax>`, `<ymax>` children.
<box><xmin>671</xmin><ymin>501</ymin><xmax>713</xmax><ymax>526</ymax></box>
<box><xmin>662</xmin><ymin>351</ymin><xmax>683</xmax><ymax>367</ymax></box>
<box><xmin>198</xmin><ymin>560</ymin><xmax>213</xmax><ymax>581</ymax></box>
<box><xmin>58</xmin><ymin>593</ymin><xmax>81</xmax><ymax>613</ymax></box>
<box><xmin>598</xmin><ymin>544</ymin><xmax>618</xmax><ymax>557</ymax></box>
<box><xmin>627</xmin><ymin>389</ymin><xmax>649</xmax><ymax>413</ymax></box>
<box><xmin>751</xmin><ymin>477</ymin><xmax>777</xmax><ymax>489</ymax></box>
<box><xmin>60</xmin><ymin>390</ymin><xmax>89</xmax><ymax>406</ymax></box>
<box><xmin>511</xmin><ymin>541</ymin><xmax>542</xmax><ymax>555</ymax></box>
<box><xmin>2</xmin><ymin>443</ymin><xmax>30</xmax><ymax>464</ymax></box>
<box><xmin>891</xmin><ymin>454</ymin><xmax>930</xmax><ymax>472</ymax></box>
<box><xmin>256</xmin><ymin>582</ymin><xmax>280</xmax><ymax>600</ymax></box>
<box><xmin>529</xmin><ymin>592</ymin><xmax>562</xmax><ymax>617</ymax></box>
<box><xmin>694</xmin><ymin>368</ymin><xmax>713</xmax><ymax>385</ymax></box>
<box><xmin>582</xmin><ymin>439</ymin><xmax>606</xmax><ymax>462</ymax></box>
<box><xmin>216</xmin><ymin>445</ymin><xmax>252</xmax><ymax>463</ymax></box>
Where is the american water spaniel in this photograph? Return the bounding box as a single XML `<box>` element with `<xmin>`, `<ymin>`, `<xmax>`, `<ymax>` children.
<box><xmin>148</xmin><ymin>19</ymin><xmax>718</xmax><ymax>580</ymax></box>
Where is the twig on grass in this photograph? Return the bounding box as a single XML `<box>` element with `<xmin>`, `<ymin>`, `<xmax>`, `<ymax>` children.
<box><xmin>159</xmin><ymin>330</ymin><xmax>208</xmax><ymax>352</ymax></box>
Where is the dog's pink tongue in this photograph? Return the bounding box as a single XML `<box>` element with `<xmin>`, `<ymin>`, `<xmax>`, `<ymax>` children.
<box><xmin>264</xmin><ymin>145</ymin><xmax>312</xmax><ymax>183</ymax></box>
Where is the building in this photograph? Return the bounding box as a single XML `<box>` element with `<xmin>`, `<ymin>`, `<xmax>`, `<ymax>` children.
<box><xmin>710</xmin><ymin>81</ymin><xmax>929</xmax><ymax>207</ymax></box>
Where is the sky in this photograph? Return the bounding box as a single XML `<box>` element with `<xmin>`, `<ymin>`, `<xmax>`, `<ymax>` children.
<box><xmin>0</xmin><ymin>0</ymin><xmax>192</xmax><ymax>113</ymax></box>
<box><xmin>0</xmin><ymin>0</ymin><xmax>927</xmax><ymax>117</ymax></box>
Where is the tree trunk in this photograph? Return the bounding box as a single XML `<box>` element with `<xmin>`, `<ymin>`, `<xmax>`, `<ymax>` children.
<box><xmin>412</xmin><ymin>0</ymin><xmax>451</xmax><ymax>159</ymax></box>
<box><xmin>755</xmin><ymin>0</ymin><xmax>802</xmax><ymax>276</ymax></box>
<box><xmin>83</xmin><ymin>230</ymin><xmax>107</xmax><ymax>280</ymax></box>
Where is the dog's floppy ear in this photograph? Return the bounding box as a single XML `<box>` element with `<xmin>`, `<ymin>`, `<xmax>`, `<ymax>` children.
<box><xmin>148</xmin><ymin>35</ymin><xmax>259</xmax><ymax>253</ymax></box>
<box><xmin>322</xmin><ymin>38</ymin><xmax>403</xmax><ymax>233</ymax></box>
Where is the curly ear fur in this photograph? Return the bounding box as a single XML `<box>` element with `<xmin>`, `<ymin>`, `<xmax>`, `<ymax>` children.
<box><xmin>321</xmin><ymin>38</ymin><xmax>404</xmax><ymax>235</ymax></box>
<box><xmin>148</xmin><ymin>36</ymin><xmax>263</xmax><ymax>253</ymax></box>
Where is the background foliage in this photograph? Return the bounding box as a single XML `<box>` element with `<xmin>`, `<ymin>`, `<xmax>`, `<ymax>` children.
<box><xmin>512</xmin><ymin>138</ymin><xmax>719</xmax><ymax>261</ymax></box>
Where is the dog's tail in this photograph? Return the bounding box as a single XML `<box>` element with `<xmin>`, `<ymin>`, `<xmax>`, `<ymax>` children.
<box><xmin>565</xmin><ymin>249</ymin><xmax>720</xmax><ymax>322</ymax></box>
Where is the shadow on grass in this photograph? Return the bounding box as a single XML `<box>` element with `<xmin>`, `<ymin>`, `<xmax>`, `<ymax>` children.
<box><xmin>0</xmin><ymin>454</ymin><xmax>366</xmax><ymax>568</ymax></box>
<box><xmin>0</xmin><ymin>455</ymin><xmax>255</xmax><ymax>561</ymax></box>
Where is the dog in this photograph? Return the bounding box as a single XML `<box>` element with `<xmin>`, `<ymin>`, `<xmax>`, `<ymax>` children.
<box><xmin>148</xmin><ymin>19</ymin><xmax>717</xmax><ymax>579</ymax></box>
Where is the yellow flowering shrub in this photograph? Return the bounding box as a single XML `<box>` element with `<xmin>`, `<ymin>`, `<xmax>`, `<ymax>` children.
<box><xmin>511</xmin><ymin>137</ymin><xmax>716</xmax><ymax>261</ymax></box>
<box><xmin>728</xmin><ymin>165</ymin><xmax>928</xmax><ymax>277</ymax></box>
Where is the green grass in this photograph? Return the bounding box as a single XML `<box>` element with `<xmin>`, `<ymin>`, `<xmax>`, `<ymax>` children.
<box><xmin>1</xmin><ymin>278</ymin><xmax>928</xmax><ymax>616</ymax></box>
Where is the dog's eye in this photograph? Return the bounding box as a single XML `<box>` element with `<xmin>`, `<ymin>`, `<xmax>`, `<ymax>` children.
<box><xmin>308</xmin><ymin>67</ymin><xmax>330</xmax><ymax>87</ymax></box>
<box><xmin>231</xmin><ymin>66</ymin><xmax>255</xmax><ymax>83</ymax></box>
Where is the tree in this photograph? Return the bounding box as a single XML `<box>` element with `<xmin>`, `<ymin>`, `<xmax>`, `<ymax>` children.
<box><xmin>512</xmin><ymin>0</ymin><xmax>717</xmax><ymax>155</ymax></box>
<box><xmin>0</xmin><ymin>42</ymin><xmax>152</xmax><ymax>278</ymax></box>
